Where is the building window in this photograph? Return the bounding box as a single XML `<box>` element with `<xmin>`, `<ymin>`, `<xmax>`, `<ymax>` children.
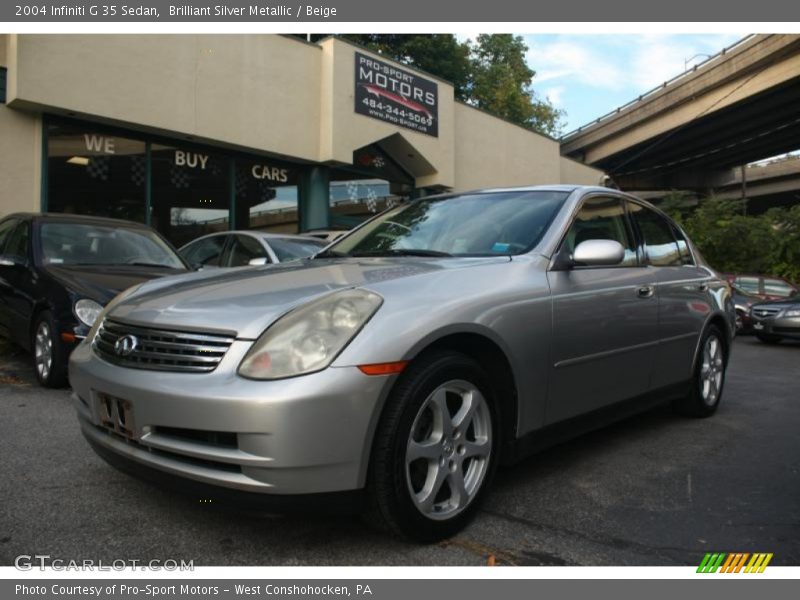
<box><xmin>46</xmin><ymin>123</ymin><xmax>146</xmax><ymax>222</ymax></box>
<box><xmin>0</xmin><ymin>67</ymin><xmax>7</xmax><ymax>104</ymax></box>
<box><xmin>234</xmin><ymin>159</ymin><xmax>299</xmax><ymax>233</ymax></box>
<box><xmin>150</xmin><ymin>144</ymin><xmax>231</xmax><ymax>247</ymax></box>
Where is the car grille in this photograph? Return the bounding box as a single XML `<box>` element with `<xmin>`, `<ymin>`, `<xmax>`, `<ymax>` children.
<box><xmin>94</xmin><ymin>318</ymin><xmax>235</xmax><ymax>373</ymax></box>
<box><xmin>752</xmin><ymin>307</ymin><xmax>782</xmax><ymax>319</ymax></box>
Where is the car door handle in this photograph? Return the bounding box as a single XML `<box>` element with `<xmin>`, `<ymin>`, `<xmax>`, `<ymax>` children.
<box><xmin>637</xmin><ymin>285</ymin><xmax>655</xmax><ymax>298</ymax></box>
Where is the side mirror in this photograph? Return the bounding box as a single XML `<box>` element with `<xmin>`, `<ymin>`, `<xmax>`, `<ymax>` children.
<box><xmin>248</xmin><ymin>257</ymin><xmax>269</xmax><ymax>266</ymax></box>
<box><xmin>572</xmin><ymin>240</ymin><xmax>625</xmax><ymax>267</ymax></box>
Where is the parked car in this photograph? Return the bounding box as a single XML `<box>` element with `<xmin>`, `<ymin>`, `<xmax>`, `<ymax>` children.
<box><xmin>750</xmin><ymin>298</ymin><xmax>800</xmax><ymax>343</ymax></box>
<box><xmin>0</xmin><ymin>213</ymin><xmax>188</xmax><ymax>387</ymax></box>
<box><xmin>724</xmin><ymin>273</ymin><xmax>798</xmax><ymax>301</ymax></box>
<box><xmin>731</xmin><ymin>283</ymin><xmax>763</xmax><ymax>333</ymax></box>
<box><xmin>69</xmin><ymin>186</ymin><xmax>734</xmax><ymax>541</ymax></box>
<box><xmin>302</xmin><ymin>228</ymin><xmax>349</xmax><ymax>243</ymax></box>
<box><xmin>179</xmin><ymin>231</ymin><xmax>328</xmax><ymax>269</ymax></box>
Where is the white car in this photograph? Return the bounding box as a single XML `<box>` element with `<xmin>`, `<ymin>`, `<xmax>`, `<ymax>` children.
<box><xmin>179</xmin><ymin>231</ymin><xmax>327</xmax><ymax>269</ymax></box>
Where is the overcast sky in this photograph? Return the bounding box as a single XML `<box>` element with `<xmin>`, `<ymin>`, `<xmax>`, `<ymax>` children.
<box><xmin>460</xmin><ymin>33</ymin><xmax>745</xmax><ymax>134</ymax></box>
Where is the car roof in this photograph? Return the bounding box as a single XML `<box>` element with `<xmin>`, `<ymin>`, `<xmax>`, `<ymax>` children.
<box><xmin>180</xmin><ymin>230</ymin><xmax>328</xmax><ymax>248</ymax></box>
<box><xmin>4</xmin><ymin>212</ymin><xmax>153</xmax><ymax>229</ymax></box>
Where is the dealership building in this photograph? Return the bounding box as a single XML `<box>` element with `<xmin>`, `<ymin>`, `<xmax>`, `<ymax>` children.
<box><xmin>0</xmin><ymin>34</ymin><xmax>601</xmax><ymax>246</ymax></box>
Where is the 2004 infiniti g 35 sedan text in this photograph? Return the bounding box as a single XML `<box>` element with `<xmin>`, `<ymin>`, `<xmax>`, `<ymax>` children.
<box><xmin>69</xmin><ymin>185</ymin><xmax>735</xmax><ymax>541</ymax></box>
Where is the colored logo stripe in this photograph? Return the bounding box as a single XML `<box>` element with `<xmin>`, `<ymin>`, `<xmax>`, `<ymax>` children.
<box><xmin>697</xmin><ymin>553</ymin><xmax>773</xmax><ymax>573</ymax></box>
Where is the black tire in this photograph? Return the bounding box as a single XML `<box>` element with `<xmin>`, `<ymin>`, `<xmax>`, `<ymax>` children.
<box><xmin>366</xmin><ymin>350</ymin><xmax>500</xmax><ymax>542</ymax></box>
<box><xmin>673</xmin><ymin>325</ymin><xmax>727</xmax><ymax>418</ymax></box>
<box><xmin>31</xmin><ymin>310</ymin><xmax>68</xmax><ymax>388</ymax></box>
<box><xmin>756</xmin><ymin>333</ymin><xmax>782</xmax><ymax>344</ymax></box>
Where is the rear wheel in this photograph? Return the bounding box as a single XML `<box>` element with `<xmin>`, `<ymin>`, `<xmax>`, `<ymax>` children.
<box><xmin>367</xmin><ymin>351</ymin><xmax>499</xmax><ymax>542</ymax></box>
<box><xmin>674</xmin><ymin>325</ymin><xmax>727</xmax><ymax>418</ymax></box>
<box><xmin>32</xmin><ymin>311</ymin><xmax>68</xmax><ymax>388</ymax></box>
<box><xmin>756</xmin><ymin>333</ymin><xmax>782</xmax><ymax>344</ymax></box>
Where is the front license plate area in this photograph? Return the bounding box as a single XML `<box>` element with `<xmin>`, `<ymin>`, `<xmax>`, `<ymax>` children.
<box><xmin>753</xmin><ymin>322</ymin><xmax>764</xmax><ymax>330</ymax></box>
<box><xmin>96</xmin><ymin>393</ymin><xmax>137</xmax><ymax>440</ymax></box>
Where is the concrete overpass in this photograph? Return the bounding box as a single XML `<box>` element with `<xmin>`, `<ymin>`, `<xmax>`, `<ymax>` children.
<box><xmin>560</xmin><ymin>34</ymin><xmax>800</xmax><ymax>191</ymax></box>
<box><xmin>715</xmin><ymin>157</ymin><xmax>800</xmax><ymax>208</ymax></box>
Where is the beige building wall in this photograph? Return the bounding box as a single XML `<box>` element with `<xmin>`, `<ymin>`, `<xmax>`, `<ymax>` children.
<box><xmin>0</xmin><ymin>107</ymin><xmax>42</xmax><ymax>216</ymax></box>
<box><xmin>8</xmin><ymin>34</ymin><xmax>324</xmax><ymax>163</ymax></box>
<box><xmin>454</xmin><ymin>103</ymin><xmax>564</xmax><ymax>191</ymax></box>
<box><xmin>0</xmin><ymin>34</ymin><xmax>7</xmax><ymax>66</ymax></box>
<box><xmin>559</xmin><ymin>156</ymin><xmax>604</xmax><ymax>186</ymax></box>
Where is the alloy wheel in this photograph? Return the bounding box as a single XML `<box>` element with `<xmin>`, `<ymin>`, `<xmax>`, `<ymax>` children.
<box><xmin>405</xmin><ymin>379</ymin><xmax>492</xmax><ymax>520</ymax></box>
<box><xmin>700</xmin><ymin>334</ymin><xmax>724</xmax><ymax>406</ymax></box>
<box><xmin>35</xmin><ymin>321</ymin><xmax>54</xmax><ymax>382</ymax></box>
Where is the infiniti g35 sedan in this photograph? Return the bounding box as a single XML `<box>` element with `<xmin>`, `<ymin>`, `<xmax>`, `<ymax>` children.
<box><xmin>69</xmin><ymin>186</ymin><xmax>735</xmax><ymax>541</ymax></box>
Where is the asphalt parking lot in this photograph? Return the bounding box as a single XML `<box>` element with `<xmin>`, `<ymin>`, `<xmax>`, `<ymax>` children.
<box><xmin>1</xmin><ymin>336</ymin><xmax>798</xmax><ymax>567</ymax></box>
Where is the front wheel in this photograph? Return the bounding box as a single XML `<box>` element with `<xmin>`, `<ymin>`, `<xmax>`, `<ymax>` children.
<box><xmin>32</xmin><ymin>311</ymin><xmax>68</xmax><ymax>388</ymax></box>
<box><xmin>367</xmin><ymin>351</ymin><xmax>499</xmax><ymax>542</ymax></box>
<box><xmin>673</xmin><ymin>325</ymin><xmax>727</xmax><ymax>418</ymax></box>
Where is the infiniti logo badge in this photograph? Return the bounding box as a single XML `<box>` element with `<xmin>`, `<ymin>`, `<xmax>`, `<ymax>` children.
<box><xmin>114</xmin><ymin>334</ymin><xmax>139</xmax><ymax>357</ymax></box>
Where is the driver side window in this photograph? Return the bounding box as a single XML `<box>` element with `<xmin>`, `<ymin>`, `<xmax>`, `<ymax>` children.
<box><xmin>564</xmin><ymin>197</ymin><xmax>638</xmax><ymax>267</ymax></box>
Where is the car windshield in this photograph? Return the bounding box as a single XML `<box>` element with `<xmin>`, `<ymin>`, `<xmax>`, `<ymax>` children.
<box><xmin>327</xmin><ymin>190</ymin><xmax>569</xmax><ymax>257</ymax></box>
<box><xmin>267</xmin><ymin>237</ymin><xmax>327</xmax><ymax>262</ymax></box>
<box><xmin>40</xmin><ymin>222</ymin><xmax>185</xmax><ymax>269</ymax></box>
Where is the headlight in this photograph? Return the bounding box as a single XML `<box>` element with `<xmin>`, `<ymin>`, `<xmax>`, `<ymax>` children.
<box><xmin>782</xmin><ymin>308</ymin><xmax>800</xmax><ymax>318</ymax></box>
<box><xmin>74</xmin><ymin>299</ymin><xmax>104</xmax><ymax>327</ymax></box>
<box><xmin>238</xmin><ymin>288</ymin><xmax>383</xmax><ymax>380</ymax></box>
<box><xmin>85</xmin><ymin>284</ymin><xmax>143</xmax><ymax>344</ymax></box>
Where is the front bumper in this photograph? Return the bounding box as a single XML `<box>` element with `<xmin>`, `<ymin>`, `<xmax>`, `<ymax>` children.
<box><xmin>750</xmin><ymin>314</ymin><xmax>800</xmax><ymax>338</ymax></box>
<box><xmin>69</xmin><ymin>339</ymin><xmax>392</xmax><ymax>495</ymax></box>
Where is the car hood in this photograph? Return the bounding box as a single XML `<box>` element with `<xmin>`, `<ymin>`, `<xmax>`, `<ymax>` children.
<box><xmin>109</xmin><ymin>256</ymin><xmax>510</xmax><ymax>339</ymax></box>
<box><xmin>44</xmin><ymin>265</ymin><xmax>188</xmax><ymax>305</ymax></box>
<box><xmin>752</xmin><ymin>298</ymin><xmax>799</xmax><ymax>310</ymax></box>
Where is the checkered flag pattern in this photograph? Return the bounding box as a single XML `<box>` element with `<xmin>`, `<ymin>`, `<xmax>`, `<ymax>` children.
<box><xmin>130</xmin><ymin>156</ymin><xmax>146</xmax><ymax>187</ymax></box>
<box><xmin>86</xmin><ymin>156</ymin><xmax>110</xmax><ymax>181</ymax></box>
<box><xmin>170</xmin><ymin>165</ymin><xmax>191</xmax><ymax>189</ymax></box>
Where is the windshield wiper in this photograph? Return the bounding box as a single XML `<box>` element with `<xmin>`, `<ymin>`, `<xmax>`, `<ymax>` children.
<box><xmin>349</xmin><ymin>249</ymin><xmax>452</xmax><ymax>258</ymax></box>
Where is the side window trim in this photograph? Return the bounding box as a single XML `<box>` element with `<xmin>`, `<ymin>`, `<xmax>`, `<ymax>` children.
<box><xmin>5</xmin><ymin>221</ymin><xmax>31</xmax><ymax>262</ymax></box>
<box><xmin>0</xmin><ymin>219</ymin><xmax>20</xmax><ymax>255</ymax></box>
<box><xmin>218</xmin><ymin>235</ymin><xmax>234</xmax><ymax>268</ymax></box>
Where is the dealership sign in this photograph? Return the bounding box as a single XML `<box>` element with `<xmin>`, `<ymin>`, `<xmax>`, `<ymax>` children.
<box><xmin>354</xmin><ymin>52</ymin><xmax>439</xmax><ymax>137</ymax></box>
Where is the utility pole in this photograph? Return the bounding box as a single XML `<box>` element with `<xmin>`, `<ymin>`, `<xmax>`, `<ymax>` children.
<box><xmin>741</xmin><ymin>164</ymin><xmax>748</xmax><ymax>215</ymax></box>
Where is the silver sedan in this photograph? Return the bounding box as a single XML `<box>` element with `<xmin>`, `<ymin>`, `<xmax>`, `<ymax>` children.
<box><xmin>69</xmin><ymin>185</ymin><xmax>735</xmax><ymax>541</ymax></box>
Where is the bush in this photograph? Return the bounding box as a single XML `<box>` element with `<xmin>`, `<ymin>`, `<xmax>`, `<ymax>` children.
<box><xmin>661</xmin><ymin>196</ymin><xmax>800</xmax><ymax>283</ymax></box>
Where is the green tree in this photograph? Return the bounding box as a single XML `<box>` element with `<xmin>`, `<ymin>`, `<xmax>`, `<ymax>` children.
<box><xmin>468</xmin><ymin>34</ymin><xmax>564</xmax><ymax>136</ymax></box>
<box><xmin>672</xmin><ymin>197</ymin><xmax>800</xmax><ymax>283</ymax></box>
